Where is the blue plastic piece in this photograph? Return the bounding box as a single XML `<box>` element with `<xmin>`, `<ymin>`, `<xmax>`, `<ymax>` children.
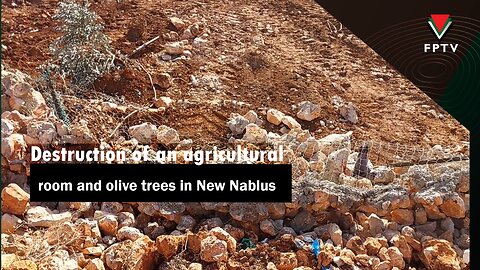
<box><xmin>311</xmin><ymin>239</ymin><xmax>320</xmax><ymax>258</ymax></box>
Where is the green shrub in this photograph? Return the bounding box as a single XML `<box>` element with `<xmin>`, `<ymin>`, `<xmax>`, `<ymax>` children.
<box><xmin>51</xmin><ymin>0</ymin><xmax>114</xmax><ymax>87</ymax></box>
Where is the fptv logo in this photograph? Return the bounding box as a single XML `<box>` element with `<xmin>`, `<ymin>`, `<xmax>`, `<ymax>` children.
<box><xmin>424</xmin><ymin>14</ymin><xmax>459</xmax><ymax>53</ymax></box>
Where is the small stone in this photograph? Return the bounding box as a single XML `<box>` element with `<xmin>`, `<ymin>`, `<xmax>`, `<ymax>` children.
<box><xmin>391</xmin><ymin>235</ymin><xmax>412</xmax><ymax>261</ymax></box>
<box><xmin>267</xmin><ymin>109</ymin><xmax>285</xmax><ymax>125</ymax></box>
<box><xmin>388</xmin><ymin>246</ymin><xmax>405</xmax><ymax>269</ymax></box>
<box><xmin>156</xmin><ymin>125</ymin><xmax>180</xmax><ymax>146</ymax></box>
<box><xmin>364</xmin><ymin>237</ymin><xmax>382</xmax><ymax>255</ymax></box>
<box><xmin>346</xmin><ymin>236</ymin><xmax>366</xmax><ymax>255</ymax></box>
<box><xmin>1</xmin><ymin>213</ymin><xmax>22</xmax><ymax>234</ymax></box>
<box><xmin>297</xmin><ymin>101</ymin><xmax>321</xmax><ymax>121</ymax></box>
<box><xmin>367</xmin><ymin>214</ymin><xmax>385</xmax><ymax>236</ymax></box>
<box><xmin>322</xmin><ymin>148</ymin><xmax>350</xmax><ymax>183</ymax></box>
<box><xmin>227</xmin><ymin>114</ymin><xmax>249</xmax><ymax>135</ymax></box>
<box><xmin>165</xmin><ymin>41</ymin><xmax>185</xmax><ymax>55</ymax></box>
<box><xmin>177</xmin><ymin>215</ymin><xmax>196</xmax><ymax>231</ymax></box>
<box><xmin>282</xmin><ymin>116</ymin><xmax>301</xmax><ymax>129</ymax></box>
<box><xmin>9</xmin><ymin>259</ymin><xmax>37</xmax><ymax>270</ymax></box>
<box><xmin>440</xmin><ymin>194</ymin><xmax>466</xmax><ymax>218</ymax></box>
<box><xmin>328</xmin><ymin>223</ymin><xmax>343</xmax><ymax>247</ymax></box>
<box><xmin>26</xmin><ymin>121</ymin><xmax>57</xmax><ymax>145</ymax></box>
<box><xmin>84</xmin><ymin>258</ymin><xmax>105</xmax><ymax>270</ymax></box>
<box><xmin>339</xmin><ymin>102</ymin><xmax>358</xmax><ymax>124</ymax></box>
<box><xmin>83</xmin><ymin>246</ymin><xmax>103</xmax><ymax>256</ymax></box>
<box><xmin>242</xmin><ymin>123</ymin><xmax>267</xmax><ymax>144</ymax></box>
<box><xmin>210</xmin><ymin>227</ymin><xmax>237</xmax><ymax>252</ymax></box>
<box><xmin>170</xmin><ymin>17</ymin><xmax>187</xmax><ymax>31</ymax></box>
<box><xmin>156</xmin><ymin>73</ymin><xmax>172</xmax><ymax>89</ymax></box>
<box><xmin>290</xmin><ymin>210</ymin><xmax>316</xmax><ymax>233</ymax></box>
<box><xmin>117</xmin><ymin>226</ymin><xmax>143</xmax><ymax>241</ymax></box>
<box><xmin>1</xmin><ymin>183</ymin><xmax>29</xmax><ymax>215</ymax></box>
<box><xmin>2</xmin><ymin>134</ymin><xmax>26</xmax><ymax>161</ymax></box>
<box><xmin>26</xmin><ymin>206</ymin><xmax>72</xmax><ymax>227</ymax></box>
<box><xmin>260</xmin><ymin>219</ymin><xmax>279</xmax><ymax>236</ymax></box>
<box><xmin>104</xmin><ymin>236</ymin><xmax>155</xmax><ymax>270</ymax></box>
<box><xmin>98</xmin><ymin>214</ymin><xmax>118</xmax><ymax>236</ymax></box>
<box><xmin>1</xmin><ymin>254</ymin><xmax>18</xmax><ymax>269</ymax></box>
<box><xmin>244</xmin><ymin>110</ymin><xmax>258</xmax><ymax>124</ymax></box>
<box><xmin>156</xmin><ymin>235</ymin><xmax>187</xmax><ymax>259</ymax></box>
<box><xmin>188</xmin><ymin>263</ymin><xmax>202</xmax><ymax>270</ymax></box>
<box><xmin>415</xmin><ymin>208</ymin><xmax>428</xmax><ymax>224</ymax></box>
<box><xmin>463</xmin><ymin>249</ymin><xmax>470</xmax><ymax>264</ymax></box>
<box><xmin>128</xmin><ymin>122</ymin><xmax>157</xmax><ymax>144</ymax></box>
<box><xmin>390</xmin><ymin>209</ymin><xmax>414</xmax><ymax>225</ymax></box>
<box><xmin>372</xmin><ymin>261</ymin><xmax>390</xmax><ymax>270</ymax></box>
<box><xmin>2</xmin><ymin>119</ymin><xmax>16</xmax><ymax>137</ymax></box>
<box><xmin>371</xmin><ymin>166</ymin><xmax>395</xmax><ymax>184</ymax></box>
<box><xmin>200</xmin><ymin>235</ymin><xmax>228</xmax><ymax>262</ymax></box>
<box><xmin>421</xmin><ymin>239</ymin><xmax>461</xmax><ymax>270</ymax></box>
<box><xmin>276</xmin><ymin>252</ymin><xmax>298</xmax><ymax>270</ymax></box>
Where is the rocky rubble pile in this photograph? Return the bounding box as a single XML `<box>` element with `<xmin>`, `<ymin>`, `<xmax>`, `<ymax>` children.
<box><xmin>1</xmin><ymin>67</ymin><xmax>470</xmax><ymax>269</ymax></box>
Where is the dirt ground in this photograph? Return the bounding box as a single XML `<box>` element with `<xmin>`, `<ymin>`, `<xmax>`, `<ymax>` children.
<box><xmin>1</xmin><ymin>0</ymin><xmax>469</xmax><ymax>149</ymax></box>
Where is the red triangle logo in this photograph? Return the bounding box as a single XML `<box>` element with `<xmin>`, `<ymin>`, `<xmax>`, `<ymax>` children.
<box><xmin>431</xmin><ymin>14</ymin><xmax>450</xmax><ymax>31</ymax></box>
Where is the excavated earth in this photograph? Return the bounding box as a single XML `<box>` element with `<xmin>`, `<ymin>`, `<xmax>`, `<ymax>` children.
<box><xmin>1</xmin><ymin>0</ymin><xmax>470</xmax><ymax>270</ymax></box>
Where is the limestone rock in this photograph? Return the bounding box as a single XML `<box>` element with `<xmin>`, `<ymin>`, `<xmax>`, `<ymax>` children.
<box><xmin>276</xmin><ymin>252</ymin><xmax>298</xmax><ymax>270</ymax></box>
<box><xmin>260</xmin><ymin>219</ymin><xmax>279</xmax><ymax>236</ymax></box>
<box><xmin>9</xmin><ymin>260</ymin><xmax>37</xmax><ymax>270</ymax></box>
<box><xmin>388</xmin><ymin>246</ymin><xmax>405</xmax><ymax>269</ymax></box>
<box><xmin>128</xmin><ymin>123</ymin><xmax>157</xmax><ymax>144</ymax></box>
<box><xmin>267</xmin><ymin>109</ymin><xmax>285</xmax><ymax>125</ymax></box>
<box><xmin>26</xmin><ymin>121</ymin><xmax>57</xmax><ymax>145</ymax></box>
<box><xmin>177</xmin><ymin>215</ymin><xmax>196</xmax><ymax>231</ymax></box>
<box><xmin>209</xmin><ymin>227</ymin><xmax>237</xmax><ymax>252</ymax></box>
<box><xmin>322</xmin><ymin>148</ymin><xmax>350</xmax><ymax>183</ymax></box>
<box><xmin>328</xmin><ymin>223</ymin><xmax>343</xmax><ymax>247</ymax></box>
<box><xmin>317</xmin><ymin>132</ymin><xmax>352</xmax><ymax>156</ymax></box>
<box><xmin>170</xmin><ymin>17</ymin><xmax>187</xmax><ymax>31</ymax></box>
<box><xmin>290</xmin><ymin>210</ymin><xmax>316</xmax><ymax>233</ymax></box>
<box><xmin>440</xmin><ymin>194</ymin><xmax>466</xmax><ymax>218</ymax></box>
<box><xmin>390</xmin><ymin>209</ymin><xmax>414</xmax><ymax>225</ymax></box>
<box><xmin>26</xmin><ymin>206</ymin><xmax>72</xmax><ymax>227</ymax></box>
<box><xmin>364</xmin><ymin>237</ymin><xmax>382</xmax><ymax>256</ymax></box>
<box><xmin>103</xmin><ymin>236</ymin><xmax>155</xmax><ymax>270</ymax></box>
<box><xmin>1</xmin><ymin>134</ymin><xmax>26</xmax><ymax>161</ymax></box>
<box><xmin>297</xmin><ymin>101</ymin><xmax>321</xmax><ymax>121</ymax></box>
<box><xmin>282</xmin><ymin>116</ymin><xmax>301</xmax><ymax>130</ymax></box>
<box><xmin>242</xmin><ymin>123</ymin><xmax>267</xmax><ymax>144</ymax></box>
<box><xmin>97</xmin><ymin>214</ymin><xmax>118</xmax><ymax>236</ymax></box>
<box><xmin>1</xmin><ymin>254</ymin><xmax>18</xmax><ymax>269</ymax></box>
<box><xmin>367</xmin><ymin>214</ymin><xmax>385</xmax><ymax>236</ymax></box>
<box><xmin>156</xmin><ymin>125</ymin><xmax>180</xmax><ymax>147</ymax></box>
<box><xmin>84</xmin><ymin>258</ymin><xmax>105</xmax><ymax>270</ymax></box>
<box><xmin>339</xmin><ymin>102</ymin><xmax>358</xmax><ymax>124</ymax></box>
<box><xmin>1</xmin><ymin>183</ymin><xmax>29</xmax><ymax>215</ymax></box>
<box><xmin>156</xmin><ymin>235</ymin><xmax>187</xmax><ymax>260</ymax></box>
<box><xmin>200</xmin><ymin>235</ymin><xmax>228</xmax><ymax>262</ymax></box>
<box><xmin>227</xmin><ymin>114</ymin><xmax>249</xmax><ymax>135</ymax></box>
<box><xmin>421</xmin><ymin>239</ymin><xmax>461</xmax><ymax>270</ymax></box>
<box><xmin>229</xmin><ymin>203</ymin><xmax>268</xmax><ymax>223</ymax></box>
<box><xmin>165</xmin><ymin>41</ymin><xmax>185</xmax><ymax>55</ymax></box>
<box><xmin>117</xmin><ymin>226</ymin><xmax>143</xmax><ymax>241</ymax></box>
<box><xmin>2</xmin><ymin>213</ymin><xmax>22</xmax><ymax>234</ymax></box>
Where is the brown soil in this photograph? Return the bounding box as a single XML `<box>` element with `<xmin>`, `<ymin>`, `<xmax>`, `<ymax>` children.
<box><xmin>1</xmin><ymin>0</ymin><xmax>469</xmax><ymax>148</ymax></box>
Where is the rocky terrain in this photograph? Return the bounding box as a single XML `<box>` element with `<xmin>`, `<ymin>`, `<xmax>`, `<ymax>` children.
<box><xmin>1</xmin><ymin>0</ymin><xmax>470</xmax><ymax>269</ymax></box>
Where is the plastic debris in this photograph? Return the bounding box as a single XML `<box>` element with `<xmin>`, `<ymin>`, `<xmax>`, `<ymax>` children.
<box><xmin>240</xmin><ymin>237</ymin><xmax>256</xmax><ymax>249</ymax></box>
<box><xmin>294</xmin><ymin>238</ymin><xmax>306</xmax><ymax>249</ymax></box>
<box><xmin>312</xmin><ymin>239</ymin><xmax>320</xmax><ymax>258</ymax></box>
<box><xmin>321</xmin><ymin>266</ymin><xmax>330</xmax><ymax>270</ymax></box>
